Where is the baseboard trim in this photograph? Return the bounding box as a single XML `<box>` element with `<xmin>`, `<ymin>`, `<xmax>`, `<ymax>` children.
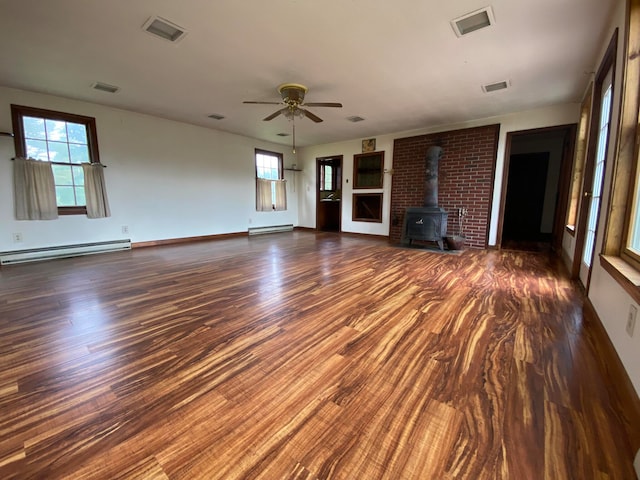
<box><xmin>132</xmin><ymin>232</ymin><xmax>247</xmax><ymax>249</ymax></box>
<box><xmin>583</xmin><ymin>298</ymin><xmax>640</xmax><ymax>455</ymax></box>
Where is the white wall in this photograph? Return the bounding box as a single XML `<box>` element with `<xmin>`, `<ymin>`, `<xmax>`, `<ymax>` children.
<box><xmin>298</xmin><ymin>104</ymin><xmax>579</xmax><ymax>242</ymax></box>
<box><xmin>566</xmin><ymin>0</ymin><xmax>640</xmax><ymax>395</ymax></box>
<box><xmin>0</xmin><ymin>86</ymin><xmax>300</xmax><ymax>251</ymax></box>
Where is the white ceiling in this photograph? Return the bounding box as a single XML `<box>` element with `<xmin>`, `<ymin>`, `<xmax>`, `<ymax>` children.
<box><xmin>0</xmin><ymin>0</ymin><xmax>616</xmax><ymax>147</ymax></box>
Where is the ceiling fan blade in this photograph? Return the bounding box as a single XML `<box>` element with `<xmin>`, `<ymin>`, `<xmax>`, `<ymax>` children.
<box><xmin>302</xmin><ymin>109</ymin><xmax>323</xmax><ymax>123</ymax></box>
<box><xmin>263</xmin><ymin>109</ymin><xmax>285</xmax><ymax>121</ymax></box>
<box><xmin>243</xmin><ymin>101</ymin><xmax>283</xmax><ymax>105</ymax></box>
<box><xmin>302</xmin><ymin>102</ymin><xmax>343</xmax><ymax>108</ymax></box>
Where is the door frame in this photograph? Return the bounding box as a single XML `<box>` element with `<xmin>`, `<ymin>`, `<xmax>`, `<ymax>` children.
<box><xmin>571</xmin><ymin>29</ymin><xmax>618</xmax><ymax>286</ymax></box>
<box><xmin>497</xmin><ymin>124</ymin><xmax>576</xmax><ymax>251</ymax></box>
<box><xmin>316</xmin><ymin>155</ymin><xmax>343</xmax><ymax>232</ymax></box>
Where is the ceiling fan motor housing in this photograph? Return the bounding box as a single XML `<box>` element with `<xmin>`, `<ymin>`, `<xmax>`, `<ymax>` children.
<box><xmin>278</xmin><ymin>83</ymin><xmax>308</xmax><ymax>106</ymax></box>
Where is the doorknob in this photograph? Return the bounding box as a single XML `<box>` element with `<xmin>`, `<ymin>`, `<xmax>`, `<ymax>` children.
<box><xmin>583</xmin><ymin>191</ymin><xmax>592</xmax><ymax>197</ymax></box>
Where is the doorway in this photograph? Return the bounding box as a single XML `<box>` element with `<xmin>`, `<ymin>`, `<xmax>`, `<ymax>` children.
<box><xmin>316</xmin><ymin>156</ymin><xmax>342</xmax><ymax>232</ymax></box>
<box><xmin>573</xmin><ymin>44</ymin><xmax>616</xmax><ymax>288</ymax></box>
<box><xmin>499</xmin><ymin>125</ymin><xmax>576</xmax><ymax>252</ymax></box>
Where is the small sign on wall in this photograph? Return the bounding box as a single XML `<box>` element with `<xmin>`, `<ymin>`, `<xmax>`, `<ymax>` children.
<box><xmin>362</xmin><ymin>138</ymin><xmax>376</xmax><ymax>153</ymax></box>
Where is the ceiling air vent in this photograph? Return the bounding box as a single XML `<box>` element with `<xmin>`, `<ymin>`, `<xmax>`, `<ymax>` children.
<box><xmin>277</xmin><ymin>133</ymin><xmax>290</xmax><ymax>137</ymax></box>
<box><xmin>91</xmin><ymin>82</ymin><xmax>119</xmax><ymax>93</ymax></box>
<box><xmin>451</xmin><ymin>6</ymin><xmax>495</xmax><ymax>37</ymax></box>
<box><xmin>142</xmin><ymin>16</ymin><xmax>187</xmax><ymax>43</ymax></box>
<box><xmin>208</xmin><ymin>113</ymin><xmax>225</xmax><ymax>120</ymax></box>
<box><xmin>482</xmin><ymin>81</ymin><xmax>509</xmax><ymax>93</ymax></box>
<box><xmin>347</xmin><ymin>116</ymin><xmax>365</xmax><ymax>123</ymax></box>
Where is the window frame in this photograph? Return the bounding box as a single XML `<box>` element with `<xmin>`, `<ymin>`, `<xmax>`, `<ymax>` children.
<box><xmin>11</xmin><ymin>104</ymin><xmax>101</xmax><ymax>215</ymax></box>
<box><xmin>254</xmin><ymin>148</ymin><xmax>283</xmax><ymax>181</ymax></box>
<box><xmin>565</xmin><ymin>82</ymin><xmax>594</xmax><ymax>235</ymax></box>
<box><xmin>600</xmin><ymin>0</ymin><xmax>640</xmax><ymax>303</ymax></box>
<box><xmin>254</xmin><ymin>148</ymin><xmax>284</xmax><ymax>211</ymax></box>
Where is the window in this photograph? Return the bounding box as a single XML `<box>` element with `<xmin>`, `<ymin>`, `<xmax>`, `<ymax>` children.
<box><xmin>321</xmin><ymin>164</ymin><xmax>334</xmax><ymax>191</ymax></box>
<box><xmin>255</xmin><ymin>148</ymin><xmax>286</xmax><ymax>211</ymax></box>
<box><xmin>11</xmin><ymin>104</ymin><xmax>100</xmax><ymax>215</ymax></box>
<box><xmin>566</xmin><ymin>83</ymin><xmax>593</xmax><ymax>233</ymax></box>
<box><xmin>583</xmin><ymin>78</ymin><xmax>613</xmax><ymax>268</ymax></box>
<box><xmin>600</xmin><ymin>2</ymin><xmax>640</xmax><ymax>302</ymax></box>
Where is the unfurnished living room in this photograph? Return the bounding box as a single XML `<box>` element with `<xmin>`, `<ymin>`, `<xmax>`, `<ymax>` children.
<box><xmin>1</xmin><ymin>1</ymin><xmax>639</xmax><ymax>479</ymax></box>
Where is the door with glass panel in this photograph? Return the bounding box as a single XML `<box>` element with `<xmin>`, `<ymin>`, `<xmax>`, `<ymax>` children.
<box><xmin>579</xmin><ymin>68</ymin><xmax>613</xmax><ymax>286</ymax></box>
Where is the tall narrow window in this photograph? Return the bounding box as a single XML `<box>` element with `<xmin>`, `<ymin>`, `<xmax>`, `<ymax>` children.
<box><xmin>11</xmin><ymin>104</ymin><xmax>101</xmax><ymax>215</ymax></box>
<box><xmin>583</xmin><ymin>78</ymin><xmax>613</xmax><ymax>267</ymax></box>
<box><xmin>255</xmin><ymin>149</ymin><xmax>285</xmax><ymax>211</ymax></box>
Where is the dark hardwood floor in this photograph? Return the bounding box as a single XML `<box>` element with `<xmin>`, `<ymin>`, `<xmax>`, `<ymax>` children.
<box><xmin>0</xmin><ymin>232</ymin><xmax>638</xmax><ymax>479</ymax></box>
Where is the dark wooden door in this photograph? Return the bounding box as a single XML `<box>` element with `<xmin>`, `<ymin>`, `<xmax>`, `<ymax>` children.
<box><xmin>502</xmin><ymin>152</ymin><xmax>549</xmax><ymax>241</ymax></box>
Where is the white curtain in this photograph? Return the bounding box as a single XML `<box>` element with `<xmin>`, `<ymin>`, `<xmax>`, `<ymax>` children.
<box><xmin>256</xmin><ymin>178</ymin><xmax>288</xmax><ymax>211</ymax></box>
<box><xmin>82</xmin><ymin>163</ymin><xmax>111</xmax><ymax>218</ymax></box>
<box><xmin>13</xmin><ymin>157</ymin><xmax>58</xmax><ymax>220</ymax></box>
<box><xmin>274</xmin><ymin>179</ymin><xmax>287</xmax><ymax>211</ymax></box>
<box><xmin>256</xmin><ymin>178</ymin><xmax>274</xmax><ymax>211</ymax></box>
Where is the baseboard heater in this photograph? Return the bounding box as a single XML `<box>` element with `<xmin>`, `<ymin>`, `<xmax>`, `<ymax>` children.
<box><xmin>248</xmin><ymin>224</ymin><xmax>294</xmax><ymax>236</ymax></box>
<box><xmin>0</xmin><ymin>239</ymin><xmax>131</xmax><ymax>265</ymax></box>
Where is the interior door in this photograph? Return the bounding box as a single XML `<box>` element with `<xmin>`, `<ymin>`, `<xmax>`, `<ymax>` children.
<box><xmin>316</xmin><ymin>156</ymin><xmax>342</xmax><ymax>232</ymax></box>
<box><xmin>579</xmin><ymin>68</ymin><xmax>613</xmax><ymax>286</ymax></box>
<box><xmin>502</xmin><ymin>152</ymin><xmax>550</xmax><ymax>242</ymax></box>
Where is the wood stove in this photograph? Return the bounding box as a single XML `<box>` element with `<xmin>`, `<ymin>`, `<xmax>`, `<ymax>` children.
<box><xmin>402</xmin><ymin>207</ymin><xmax>448</xmax><ymax>250</ymax></box>
<box><xmin>400</xmin><ymin>146</ymin><xmax>448</xmax><ymax>250</ymax></box>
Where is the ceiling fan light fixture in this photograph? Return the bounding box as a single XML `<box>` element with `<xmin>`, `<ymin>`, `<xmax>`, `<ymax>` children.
<box><xmin>451</xmin><ymin>6</ymin><xmax>495</xmax><ymax>37</ymax></box>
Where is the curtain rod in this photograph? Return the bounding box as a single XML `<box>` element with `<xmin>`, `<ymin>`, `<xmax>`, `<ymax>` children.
<box><xmin>11</xmin><ymin>157</ymin><xmax>107</xmax><ymax>168</ymax></box>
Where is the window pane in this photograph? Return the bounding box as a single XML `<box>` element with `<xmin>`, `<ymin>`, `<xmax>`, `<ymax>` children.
<box><xmin>66</xmin><ymin>123</ymin><xmax>87</xmax><ymax>144</ymax></box>
<box><xmin>69</xmin><ymin>143</ymin><xmax>89</xmax><ymax>164</ymax></box>
<box><xmin>23</xmin><ymin>116</ymin><xmax>46</xmax><ymax>140</ymax></box>
<box><xmin>48</xmin><ymin>141</ymin><xmax>70</xmax><ymax>163</ymax></box>
<box><xmin>75</xmin><ymin>186</ymin><xmax>86</xmax><ymax>206</ymax></box>
<box><xmin>56</xmin><ymin>186</ymin><xmax>76</xmax><ymax>206</ymax></box>
<box><xmin>52</xmin><ymin>164</ymin><xmax>73</xmax><ymax>185</ymax></box>
<box><xmin>45</xmin><ymin>119</ymin><xmax>68</xmax><ymax>141</ymax></box>
<box><xmin>72</xmin><ymin>165</ymin><xmax>84</xmax><ymax>186</ymax></box>
<box><xmin>25</xmin><ymin>139</ymin><xmax>49</xmax><ymax>161</ymax></box>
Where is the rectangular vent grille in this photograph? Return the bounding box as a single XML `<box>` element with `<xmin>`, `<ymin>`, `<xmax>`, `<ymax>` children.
<box><xmin>452</xmin><ymin>7</ymin><xmax>495</xmax><ymax>37</ymax></box>
<box><xmin>482</xmin><ymin>81</ymin><xmax>509</xmax><ymax>93</ymax></box>
<box><xmin>92</xmin><ymin>82</ymin><xmax>120</xmax><ymax>93</ymax></box>
<box><xmin>143</xmin><ymin>16</ymin><xmax>187</xmax><ymax>43</ymax></box>
<box><xmin>347</xmin><ymin>116</ymin><xmax>365</xmax><ymax>123</ymax></box>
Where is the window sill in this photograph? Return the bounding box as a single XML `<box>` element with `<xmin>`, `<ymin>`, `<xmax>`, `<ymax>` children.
<box><xmin>600</xmin><ymin>255</ymin><xmax>640</xmax><ymax>304</ymax></box>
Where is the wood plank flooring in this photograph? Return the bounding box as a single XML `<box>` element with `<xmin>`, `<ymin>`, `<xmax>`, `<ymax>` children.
<box><xmin>0</xmin><ymin>232</ymin><xmax>638</xmax><ymax>479</ymax></box>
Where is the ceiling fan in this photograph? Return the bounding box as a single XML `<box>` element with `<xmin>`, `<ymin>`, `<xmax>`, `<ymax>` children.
<box><xmin>243</xmin><ymin>83</ymin><xmax>342</xmax><ymax>123</ymax></box>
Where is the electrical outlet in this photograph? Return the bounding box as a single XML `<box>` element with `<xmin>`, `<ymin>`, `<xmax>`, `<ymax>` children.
<box><xmin>121</xmin><ymin>225</ymin><xmax>129</xmax><ymax>235</ymax></box>
<box><xmin>12</xmin><ymin>232</ymin><xmax>23</xmax><ymax>243</ymax></box>
<box><xmin>626</xmin><ymin>304</ymin><xmax>637</xmax><ymax>337</ymax></box>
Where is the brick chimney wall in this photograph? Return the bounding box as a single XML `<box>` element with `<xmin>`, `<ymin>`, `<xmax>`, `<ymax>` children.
<box><xmin>390</xmin><ymin>124</ymin><xmax>500</xmax><ymax>248</ymax></box>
